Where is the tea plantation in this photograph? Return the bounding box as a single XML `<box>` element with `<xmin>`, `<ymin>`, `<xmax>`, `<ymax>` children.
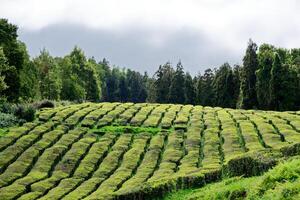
<box><xmin>0</xmin><ymin>102</ymin><xmax>300</xmax><ymax>200</ymax></box>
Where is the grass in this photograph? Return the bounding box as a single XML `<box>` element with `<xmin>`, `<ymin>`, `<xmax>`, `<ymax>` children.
<box><xmin>90</xmin><ymin>125</ymin><xmax>171</xmax><ymax>135</ymax></box>
<box><xmin>164</xmin><ymin>156</ymin><xmax>300</xmax><ymax>200</ymax></box>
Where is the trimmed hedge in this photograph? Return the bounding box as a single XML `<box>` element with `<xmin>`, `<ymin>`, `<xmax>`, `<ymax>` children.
<box><xmin>0</xmin><ymin>103</ymin><xmax>299</xmax><ymax>200</ymax></box>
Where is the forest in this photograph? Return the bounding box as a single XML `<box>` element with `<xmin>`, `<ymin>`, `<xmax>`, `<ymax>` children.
<box><xmin>1</xmin><ymin>18</ymin><xmax>300</xmax><ymax>111</ymax></box>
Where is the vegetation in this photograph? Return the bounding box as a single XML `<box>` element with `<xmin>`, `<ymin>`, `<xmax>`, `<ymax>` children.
<box><xmin>0</xmin><ymin>18</ymin><xmax>300</xmax><ymax>200</ymax></box>
<box><xmin>0</xmin><ymin>102</ymin><xmax>299</xmax><ymax>199</ymax></box>
<box><xmin>91</xmin><ymin>125</ymin><xmax>165</xmax><ymax>135</ymax></box>
<box><xmin>1</xmin><ymin>19</ymin><xmax>300</xmax><ymax>111</ymax></box>
<box><xmin>0</xmin><ymin>112</ymin><xmax>19</xmax><ymax>129</ymax></box>
<box><xmin>164</xmin><ymin>156</ymin><xmax>300</xmax><ymax>200</ymax></box>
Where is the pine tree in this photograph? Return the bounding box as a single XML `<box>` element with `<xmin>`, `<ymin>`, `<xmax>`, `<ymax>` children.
<box><xmin>256</xmin><ymin>47</ymin><xmax>273</xmax><ymax>109</ymax></box>
<box><xmin>269</xmin><ymin>53</ymin><xmax>298</xmax><ymax>110</ymax></box>
<box><xmin>200</xmin><ymin>69</ymin><xmax>215</xmax><ymax>106</ymax></box>
<box><xmin>145</xmin><ymin>77</ymin><xmax>156</xmax><ymax>103</ymax></box>
<box><xmin>107</xmin><ymin>68</ymin><xmax>120</xmax><ymax>102</ymax></box>
<box><xmin>269</xmin><ymin>53</ymin><xmax>281</xmax><ymax>110</ymax></box>
<box><xmin>154</xmin><ymin>62</ymin><xmax>174</xmax><ymax>103</ymax></box>
<box><xmin>232</xmin><ymin>65</ymin><xmax>241</xmax><ymax>107</ymax></box>
<box><xmin>139</xmin><ymin>72</ymin><xmax>148</xmax><ymax>102</ymax></box>
<box><xmin>195</xmin><ymin>74</ymin><xmax>202</xmax><ymax>105</ymax></box>
<box><xmin>98</xmin><ymin>59</ymin><xmax>111</xmax><ymax>102</ymax></box>
<box><xmin>85</xmin><ymin>60</ymin><xmax>101</xmax><ymax>102</ymax></box>
<box><xmin>238</xmin><ymin>39</ymin><xmax>259</xmax><ymax>109</ymax></box>
<box><xmin>169</xmin><ymin>61</ymin><xmax>185</xmax><ymax>104</ymax></box>
<box><xmin>19</xmin><ymin>61</ymin><xmax>40</xmax><ymax>101</ymax></box>
<box><xmin>213</xmin><ymin>63</ymin><xmax>235</xmax><ymax>108</ymax></box>
<box><xmin>184</xmin><ymin>72</ymin><xmax>196</xmax><ymax>105</ymax></box>
<box><xmin>118</xmin><ymin>75</ymin><xmax>128</xmax><ymax>102</ymax></box>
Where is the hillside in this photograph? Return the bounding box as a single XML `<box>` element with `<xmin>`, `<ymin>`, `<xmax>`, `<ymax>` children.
<box><xmin>164</xmin><ymin>156</ymin><xmax>300</xmax><ymax>200</ymax></box>
<box><xmin>0</xmin><ymin>102</ymin><xmax>300</xmax><ymax>200</ymax></box>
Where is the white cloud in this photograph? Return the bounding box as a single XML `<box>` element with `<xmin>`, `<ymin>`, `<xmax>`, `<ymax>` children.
<box><xmin>0</xmin><ymin>0</ymin><xmax>299</xmax><ymax>64</ymax></box>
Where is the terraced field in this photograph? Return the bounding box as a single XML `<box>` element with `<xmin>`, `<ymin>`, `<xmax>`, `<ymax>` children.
<box><xmin>0</xmin><ymin>102</ymin><xmax>300</xmax><ymax>200</ymax></box>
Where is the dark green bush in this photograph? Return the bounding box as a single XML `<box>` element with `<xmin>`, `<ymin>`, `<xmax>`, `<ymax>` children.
<box><xmin>13</xmin><ymin>104</ymin><xmax>36</xmax><ymax>122</ymax></box>
<box><xmin>0</xmin><ymin>100</ymin><xmax>36</xmax><ymax>125</ymax></box>
<box><xmin>0</xmin><ymin>101</ymin><xmax>14</xmax><ymax>114</ymax></box>
<box><xmin>33</xmin><ymin>100</ymin><xmax>55</xmax><ymax>109</ymax></box>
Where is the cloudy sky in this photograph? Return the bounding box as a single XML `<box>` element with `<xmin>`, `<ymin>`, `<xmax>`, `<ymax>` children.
<box><xmin>1</xmin><ymin>0</ymin><xmax>299</xmax><ymax>74</ymax></box>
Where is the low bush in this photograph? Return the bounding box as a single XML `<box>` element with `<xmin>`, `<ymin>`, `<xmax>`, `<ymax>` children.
<box><xmin>13</xmin><ymin>104</ymin><xmax>36</xmax><ymax>122</ymax></box>
<box><xmin>0</xmin><ymin>100</ymin><xmax>37</xmax><ymax>123</ymax></box>
<box><xmin>33</xmin><ymin>100</ymin><xmax>55</xmax><ymax>109</ymax></box>
<box><xmin>0</xmin><ymin>101</ymin><xmax>15</xmax><ymax>114</ymax></box>
<box><xmin>0</xmin><ymin>112</ymin><xmax>20</xmax><ymax>128</ymax></box>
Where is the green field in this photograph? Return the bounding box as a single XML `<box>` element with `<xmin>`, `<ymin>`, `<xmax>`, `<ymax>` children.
<box><xmin>0</xmin><ymin>102</ymin><xmax>300</xmax><ymax>200</ymax></box>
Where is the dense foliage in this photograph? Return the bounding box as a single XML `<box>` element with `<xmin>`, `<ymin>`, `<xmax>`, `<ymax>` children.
<box><xmin>0</xmin><ymin>19</ymin><xmax>299</xmax><ymax>111</ymax></box>
<box><xmin>0</xmin><ymin>102</ymin><xmax>299</xmax><ymax>199</ymax></box>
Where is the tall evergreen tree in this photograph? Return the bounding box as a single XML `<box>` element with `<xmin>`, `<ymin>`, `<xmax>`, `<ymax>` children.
<box><xmin>139</xmin><ymin>72</ymin><xmax>148</xmax><ymax>102</ymax></box>
<box><xmin>154</xmin><ymin>62</ymin><xmax>174</xmax><ymax>103</ymax></box>
<box><xmin>270</xmin><ymin>53</ymin><xmax>298</xmax><ymax>110</ymax></box>
<box><xmin>256</xmin><ymin>47</ymin><xmax>273</xmax><ymax>109</ymax></box>
<box><xmin>118</xmin><ymin>75</ymin><xmax>128</xmax><ymax>102</ymax></box>
<box><xmin>270</xmin><ymin>54</ymin><xmax>283</xmax><ymax>110</ymax></box>
<box><xmin>85</xmin><ymin>60</ymin><xmax>101</xmax><ymax>101</ymax></box>
<box><xmin>129</xmin><ymin>71</ymin><xmax>147</xmax><ymax>103</ymax></box>
<box><xmin>199</xmin><ymin>69</ymin><xmax>215</xmax><ymax>106</ymax></box>
<box><xmin>195</xmin><ymin>74</ymin><xmax>202</xmax><ymax>105</ymax></box>
<box><xmin>290</xmin><ymin>48</ymin><xmax>300</xmax><ymax>109</ymax></box>
<box><xmin>145</xmin><ymin>77</ymin><xmax>156</xmax><ymax>103</ymax></box>
<box><xmin>213</xmin><ymin>63</ymin><xmax>235</xmax><ymax>108</ymax></box>
<box><xmin>232</xmin><ymin>65</ymin><xmax>241</xmax><ymax>107</ymax></box>
<box><xmin>19</xmin><ymin>61</ymin><xmax>40</xmax><ymax>101</ymax></box>
<box><xmin>184</xmin><ymin>72</ymin><xmax>196</xmax><ymax>105</ymax></box>
<box><xmin>98</xmin><ymin>59</ymin><xmax>111</xmax><ymax>102</ymax></box>
<box><xmin>238</xmin><ymin>39</ymin><xmax>259</xmax><ymax>109</ymax></box>
<box><xmin>106</xmin><ymin>68</ymin><xmax>120</xmax><ymax>102</ymax></box>
<box><xmin>169</xmin><ymin>61</ymin><xmax>185</xmax><ymax>104</ymax></box>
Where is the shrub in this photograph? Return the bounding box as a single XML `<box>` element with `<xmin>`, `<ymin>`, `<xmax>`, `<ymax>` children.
<box><xmin>0</xmin><ymin>101</ymin><xmax>14</xmax><ymax>114</ymax></box>
<box><xmin>13</xmin><ymin>104</ymin><xmax>36</xmax><ymax>122</ymax></box>
<box><xmin>33</xmin><ymin>100</ymin><xmax>55</xmax><ymax>110</ymax></box>
<box><xmin>0</xmin><ymin>112</ymin><xmax>19</xmax><ymax>128</ymax></box>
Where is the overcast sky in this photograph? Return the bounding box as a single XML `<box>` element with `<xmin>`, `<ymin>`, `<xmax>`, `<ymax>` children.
<box><xmin>1</xmin><ymin>0</ymin><xmax>299</xmax><ymax>74</ymax></box>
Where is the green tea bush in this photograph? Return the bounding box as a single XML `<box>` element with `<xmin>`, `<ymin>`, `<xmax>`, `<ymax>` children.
<box><xmin>1</xmin><ymin>102</ymin><xmax>300</xmax><ymax>200</ymax></box>
<box><xmin>66</xmin><ymin>134</ymin><xmax>133</xmax><ymax>199</ymax></box>
<box><xmin>87</xmin><ymin>134</ymin><xmax>150</xmax><ymax>199</ymax></box>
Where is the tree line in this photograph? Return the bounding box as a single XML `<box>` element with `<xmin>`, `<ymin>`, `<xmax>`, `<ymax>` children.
<box><xmin>149</xmin><ymin>40</ymin><xmax>300</xmax><ymax>111</ymax></box>
<box><xmin>1</xmin><ymin>19</ymin><xmax>299</xmax><ymax>111</ymax></box>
